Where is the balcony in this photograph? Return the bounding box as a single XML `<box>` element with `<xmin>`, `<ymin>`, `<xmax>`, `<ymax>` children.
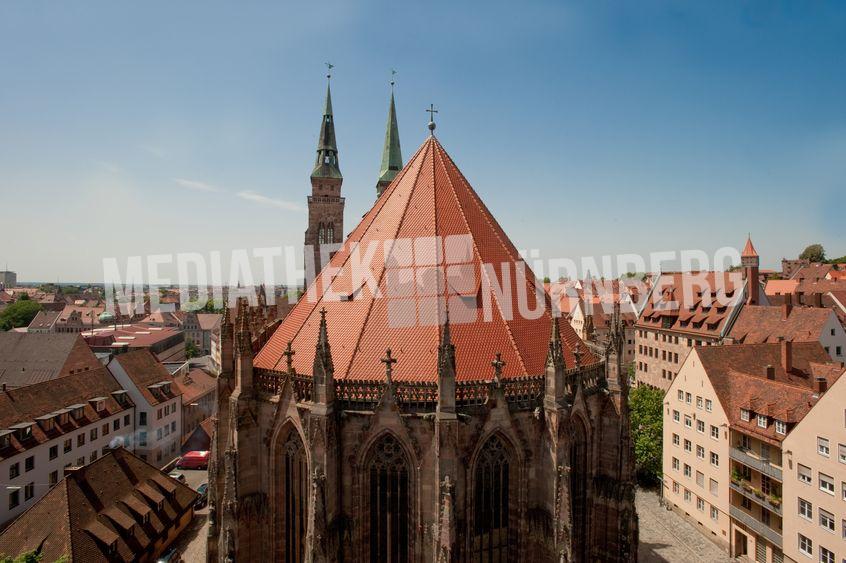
<box><xmin>729</xmin><ymin>480</ymin><xmax>782</xmax><ymax>516</ymax></box>
<box><xmin>730</xmin><ymin>446</ymin><xmax>782</xmax><ymax>481</ymax></box>
<box><xmin>730</xmin><ymin>505</ymin><xmax>782</xmax><ymax>548</ymax></box>
<box><xmin>307</xmin><ymin>195</ymin><xmax>345</xmax><ymax>204</ymax></box>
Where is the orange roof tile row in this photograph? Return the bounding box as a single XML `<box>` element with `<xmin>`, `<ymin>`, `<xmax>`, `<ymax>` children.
<box><xmin>255</xmin><ymin>137</ymin><xmax>593</xmax><ymax>382</ymax></box>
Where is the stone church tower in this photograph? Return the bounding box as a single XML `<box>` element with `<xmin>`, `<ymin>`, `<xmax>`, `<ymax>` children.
<box><xmin>210</xmin><ymin>128</ymin><xmax>638</xmax><ymax>561</ymax></box>
<box><xmin>304</xmin><ymin>73</ymin><xmax>345</xmax><ymax>276</ymax></box>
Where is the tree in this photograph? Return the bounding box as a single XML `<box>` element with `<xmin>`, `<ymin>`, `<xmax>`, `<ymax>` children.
<box><xmin>799</xmin><ymin>244</ymin><xmax>825</xmax><ymax>262</ymax></box>
<box><xmin>629</xmin><ymin>384</ymin><xmax>664</xmax><ymax>486</ymax></box>
<box><xmin>185</xmin><ymin>340</ymin><xmax>200</xmax><ymax>359</ymax></box>
<box><xmin>17</xmin><ymin>293</ymin><xmax>29</xmax><ymax>301</ymax></box>
<box><xmin>0</xmin><ymin>300</ymin><xmax>41</xmax><ymax>331</ymax></box>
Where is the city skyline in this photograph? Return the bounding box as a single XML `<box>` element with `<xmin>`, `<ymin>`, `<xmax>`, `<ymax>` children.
<box><xmin>1</xmin><ymin>1</ymin><xmax>845</xmax><ymax>282</ymax></box>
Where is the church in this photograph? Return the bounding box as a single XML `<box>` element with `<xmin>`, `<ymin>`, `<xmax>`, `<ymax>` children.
<box><xmin>207</xmin><ymin>74</ymin><xmax>639</xmax><ymax>562</ymax></box>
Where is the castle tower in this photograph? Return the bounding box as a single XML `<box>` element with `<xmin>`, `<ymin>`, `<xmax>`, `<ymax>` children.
<box><xmin>375</xmin><ymin>78</ymin><xmax>402</xmax><ymax>198</ymax></box>
<box><xmin>741</xmin><ymin>235</ymin><xmax>760</xmax><ymax>305</ymax></box>
<box><xmin>305</xmin><ymin>68</ymin><xmax>345</xmax><ymax>277</ymax></box>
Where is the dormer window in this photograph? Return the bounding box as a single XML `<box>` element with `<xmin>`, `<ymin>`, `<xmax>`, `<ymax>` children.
<box><xmin>111</xmin><ymin>390</ymin><xmax>129</xmax><ymax>407</ymax></box>
<box><xmin>68</xmin><ymin>405</ymin><xmax>85</xmax><ymax>421</ymax></box>
<box><xmin>88</xmin><ymin>397</ymin><xmax>107</xmax><ymax>412</ymax></box>
<box><xmin>0</xmin><ymin>430</ymin><xmax>12</xmax><ymax>449</ymax></box>
<box><xmin>36</xmin><ymin>415</ymin><xmax>54</xmax><ymax>432</ymax></box>
<box><xmin>740</xmin><ymin>409</ymin><xmax>751</xmax><ymax>422</ymax></box>
<box><xmin>11</xmin><ymin>423</ymin><xmax>33</xmax><ymax>442</ymax></box>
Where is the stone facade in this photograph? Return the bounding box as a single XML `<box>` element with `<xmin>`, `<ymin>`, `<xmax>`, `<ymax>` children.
<box><xmin>207</xmin><ymin>301</ymin><xmax>638</xmax><ymax>562</ymax></box>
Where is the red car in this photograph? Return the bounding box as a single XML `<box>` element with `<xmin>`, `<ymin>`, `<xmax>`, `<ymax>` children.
<box><xmin>176</xmin><ymin>450</ymin><xmax>210</xmax><ymax>470</ymax></box>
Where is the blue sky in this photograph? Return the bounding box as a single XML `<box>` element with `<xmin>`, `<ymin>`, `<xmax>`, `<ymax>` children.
<box><xmin>0</xmin><ymin>1</ymin><xmax>844</xmax><ymax>282</ymax></box>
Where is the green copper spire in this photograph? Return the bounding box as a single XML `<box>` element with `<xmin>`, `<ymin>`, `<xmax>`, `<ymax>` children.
<box><xmin>311</xmin><ymin>71</ymin><xmax>342</xmax><ymax>180</ymax></box>
<box><xmin>376</xmin><ymin>78</ymin><xmax>402</xmax><ymax>197</ymax></box>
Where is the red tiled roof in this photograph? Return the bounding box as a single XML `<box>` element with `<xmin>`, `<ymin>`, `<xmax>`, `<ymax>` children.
<box><xmin>172</xmin><ymin>367</ymin><xmax>216</xmax><ymax>404</ymax></box>
<box><xmin>791</xmin><ymin>263</ymin><xmax>833</xmax><ymax>282</ymax></box>
<box><xmin>0</xmin><ymin>333</ymin><xmax>103</xmax><ymax>389</ymax></box>
<box><xmin>108</xmin><ymin>350</ymin><xmax>181</xmax><ymax>406</ymax></box>
<box><xmin>0</xmin><ymin>448</ymin><xmax>197</xmax><ymax>562</ymax></box>
<box><xmin>741</xmin><ymin>236</ymin><xmax>758</xmax><ymax>258</ymax></box>
<box><xmin>764</xmin><ymin>279</ymin><xmax>799</xmax><ymax>296</ymax></box>
<box><xmin>698</xmin><ymin>342</ymin><xmax>843</xmax><ymax>445</ymax></box>
<box><xmin>636</xmin><ymin>272</ymin><xmax>745</xmax><ymax>337</ymax></box>
<box><xmin>728</xmin><ymin>305</ymin><xmax>833</xmax><ymax>344</ymax></box>
<box><xmin>255</xmin><ymin>137</ymin><xmax>593</xmax><ymax>381</ymax></box>
<box><xmin>0</xmin><ymin>366</ymin><xmax>132</xmax><ymax>461</ymax></box>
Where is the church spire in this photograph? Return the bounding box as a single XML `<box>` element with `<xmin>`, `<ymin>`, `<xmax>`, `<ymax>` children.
<box><xmin>376</xmin><ymin>73</ymin><xmax>402</xmax><ymax>198</ymax></box>
<box><xmin>311</xmin><ymin>65</ymin><xmax>342</xmax><ymax>180</ymax></box>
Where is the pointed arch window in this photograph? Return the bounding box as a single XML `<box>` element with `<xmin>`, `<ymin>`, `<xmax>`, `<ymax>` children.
<box><xmin>281</xmin><ymin>431</ymin><xmax>307</xmax><ymax>563</ymax></box>
<box><xmin>570</xmin><ymin>418</ymin><xmax>589</xmax><ymax>561</ymax></box>
<box><xmin>326</xmin><ymin>222</ymin><xmax>334</xmax><ymax>243</ymax></box>
<box><xmin>472</xmin><ymin>434</ymin><xmax>515</xmax><ymax>561</ymax></box>
<box><xmin>367</xmin><ymin>434</ymin><xmax>409</xmax><ymax>563</ymax></box>
<box><xmin>318</xmin><ymin>222</ymin><xmax>325</xmax><ymax>245</ymax></box>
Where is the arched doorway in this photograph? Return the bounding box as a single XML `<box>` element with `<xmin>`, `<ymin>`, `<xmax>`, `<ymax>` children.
<box><xmin>471</xmin><ymin>434</ymin><xmax>516</xmax><ymax>562</ymax></box>
<box><xmin>366</xmin><ymin>433</ymin><xmax>410</xmax><ymax>563</ymax></box>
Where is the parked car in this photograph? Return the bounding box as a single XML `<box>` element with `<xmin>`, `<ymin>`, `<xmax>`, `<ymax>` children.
<box><xmin>169</xmin><ymin>471</ymin><xmax>186</xmax><ymax>483</ymax></box>
<box><xmin>176</xmin><ymin>450</ymin><xmax>210</xmax><ymax>470</ymax></box>
<box><xmin>195</xmin><ymin>482</ymin><xmax>208</xmax><ymax>509</ymax></box>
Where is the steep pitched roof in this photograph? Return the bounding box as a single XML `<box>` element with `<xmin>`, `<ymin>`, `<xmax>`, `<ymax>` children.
<box><xmin>698</xmin><ymin>342</ymin><xmax>842</xmax><ymax>445</ymax></box>
<box><xmin>741</xmin><ymin>236</ymin><xmax>758</xmax><ymax>258</ymax></box>
<box><xmin>256</xmin><ymin>136</ymin><xmax>593</xmax><ymax>381</ymax></box>
<box><xmin>728</xmin><ymin>305</ymin><xmax>834</xmax><ymax>344</ymax></box>
<box><xmin>108</xmin><ymin>350</ymin><xmax>181</xmax><ymax>406</ymax></box>
<box><xmin>0</xmin><ymin>448</ymin><xmax>197</xmax><ymax>562</ymax></box>
<box><xmin>0</xmin><ymin>333</ymin><xmax>102</xmax><ymax>388</ymax></box>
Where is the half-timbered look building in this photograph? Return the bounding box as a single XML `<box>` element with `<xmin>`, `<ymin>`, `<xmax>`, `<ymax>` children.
<box><xmin>207</xmin><ymin>89</ymin><xmax>638</xmax><ymax>562</ymax></box>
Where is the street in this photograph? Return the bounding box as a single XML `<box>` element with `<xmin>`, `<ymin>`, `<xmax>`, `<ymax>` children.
<box><xmin>637</xmin><ymin>489</ymin><xmax>734</xmax><ymax>562</ymax></box>
<box><xmin>168</xmin><ymin>468</ymin><xmax>209</xmax><ymax>563</ymax></box>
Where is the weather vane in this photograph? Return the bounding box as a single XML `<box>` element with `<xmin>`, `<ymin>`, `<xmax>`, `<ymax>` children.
<box><xmin>325</xmin><ymin>62</ymin><xmax>334</xmax><ymax>80</ymax></box>
<box><xmin>426</xmin><ymin>103</ymin><xmax>438</xmax><ymax>135</ymax></box>
<box><xmin>390</xmin><ymin>68</ymin><xmax>397</xmax><ymax>88</ymax></box>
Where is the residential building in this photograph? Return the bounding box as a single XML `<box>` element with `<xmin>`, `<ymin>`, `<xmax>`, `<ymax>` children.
<box><xmin>107</xmin><ymin>350</ymin><xmax>182</xmax><ymax>468</ymax></box>
<box><xmin>83</xmin><ymin>324</ymin><xmax>185</xmax><ymax>362</ymax></box>
<box><xmin>727</xmin><ymin>299</ymin><xmax>846</xmax><ymax>363</ymax></box>
<box><xmin>635</xmin><ymin>236</ymin><xmax>768</xmax><ymax>390</ymax></box>
<box><xmin>26</xmin><ymin>309</ymin><xmax>61</xmax><ymax>333</ymax></box>
<box><xmin>782</xmin><ymin>365</ymin><xmax>846</xmax><ymax>563</ymax></box>
<box><xmin>664</xmin><ymin>340</ymin><xmax>843</xmax><ymax>563</ymax></box>
<box><xmin>0</xmin><ymin>366</ymin><xmax>135</xmax><ymax>526</ymax></box>
<box><xmin>0</xmin><ymin>332</ymin><xmax>103</xmax><ymax>389</ymax></box>
<box><xmin>172</xmin><ymin>367</ymin><xmax>216</xmax><ymax>446</ymax></box>
<box><xmin>0</xmin><ymin>448</ymin><xmax>197</xmax><ymax>562</ymax></box>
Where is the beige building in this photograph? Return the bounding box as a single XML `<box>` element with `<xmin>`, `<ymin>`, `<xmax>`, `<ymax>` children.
<box><xmin>782</xmin><ymin>366</ymin><xmax>846</xmax><ymax>563</ymax></box>
<box><xmin>636</xmin><ymin>238</ymin><xmax>769</xmax><ymax>390</ymax></box>
<box><xmin>664</xmin><ymin>340</ymin><xmax>844</xmax><ymax>563</ymax></box>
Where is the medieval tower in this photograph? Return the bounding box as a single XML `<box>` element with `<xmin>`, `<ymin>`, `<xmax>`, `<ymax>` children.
<box><xmin>304</xmin><ymin>71</ymin><xmax>345</xmax><ymax>276</ymax></box>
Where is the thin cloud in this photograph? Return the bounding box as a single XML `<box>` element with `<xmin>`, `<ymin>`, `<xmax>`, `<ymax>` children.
<box><xmin>140</xmin><ymin>145</ymin><xmax>166</xmax><ymax>158</ymax></box>
<box><xmin>173</xmin><ymin>178</ymin><xmax>221</xmax><ymax>192</ymax></box>
<box><xmin>236</xmin><ymin>190</ymin><xmax>301</xmax><ymax>211</ymax></box>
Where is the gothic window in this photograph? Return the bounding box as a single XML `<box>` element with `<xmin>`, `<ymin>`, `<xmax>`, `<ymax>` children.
<box><xmin>318</xmin><ymin>223</ymin><xmax>325</xmax><ymax>245</ymax></box>
<box><xmin>472</xmin><ymin>434</ymin><xmax>515</xmax><ymax>562</ymax></box>
<box><xmin>570</xmin><ymin>418</ymin><xmax>589</xmax><ymax>561</ymax></box>
<box><xmin>281</xmin><ymin>431</ymin><xmax>307</xmax><ymax>563</ymax></box>
<box><xmin>367</xmin><ymin>434</ymin><xmax>409</xmax><ymax>563</ymax></box>
<box><xmin>327</xmin><ymin>222</ymin><xmax>334</xmax><ymax>243</ymax></box>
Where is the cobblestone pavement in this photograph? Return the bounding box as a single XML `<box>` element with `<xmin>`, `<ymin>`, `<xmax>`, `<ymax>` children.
<box><xmin>169</xmin><ymin>468</ymin><xmax>209</xmax><ymax>562</ymax></box>
<box><xmin>637</xmin><ymin>489</ymin><xmax>735</xmax><ymax>563</ymax></box>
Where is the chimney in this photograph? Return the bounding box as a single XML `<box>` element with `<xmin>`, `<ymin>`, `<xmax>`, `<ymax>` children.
<box><xmin>781</xmin><ymin>339</ymin><xmax>793</xmax><ymax>373</ymax></box>
<box><xmin>815</xmin><ymin>377</ymin><xmax>828</xmax><ymax>394</ymax></box>
<box><xmin>765</xmin><ymin>365</ymin><xmax>775</xmax><ymax>380</ymax></box>
<box><xmin>783</xmin><ymin>294</ymin><xmax>792</xmax><ymax>319</ymax></box>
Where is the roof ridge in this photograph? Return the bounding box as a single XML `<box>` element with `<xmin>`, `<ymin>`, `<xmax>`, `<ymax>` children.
<box><xmin>266</xmin><ymin>139</ymin><xmax>432</xmax><ymax>371</ymax></box>
<box><xmin>434</xmin><ymin>141</ymin><xmax>528</xmax><ymax>374</ymax></box>
<box><xmin>343</xmin><ymin>139</ymin><xmax>435</xmax><ymax>378</ymax></box>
